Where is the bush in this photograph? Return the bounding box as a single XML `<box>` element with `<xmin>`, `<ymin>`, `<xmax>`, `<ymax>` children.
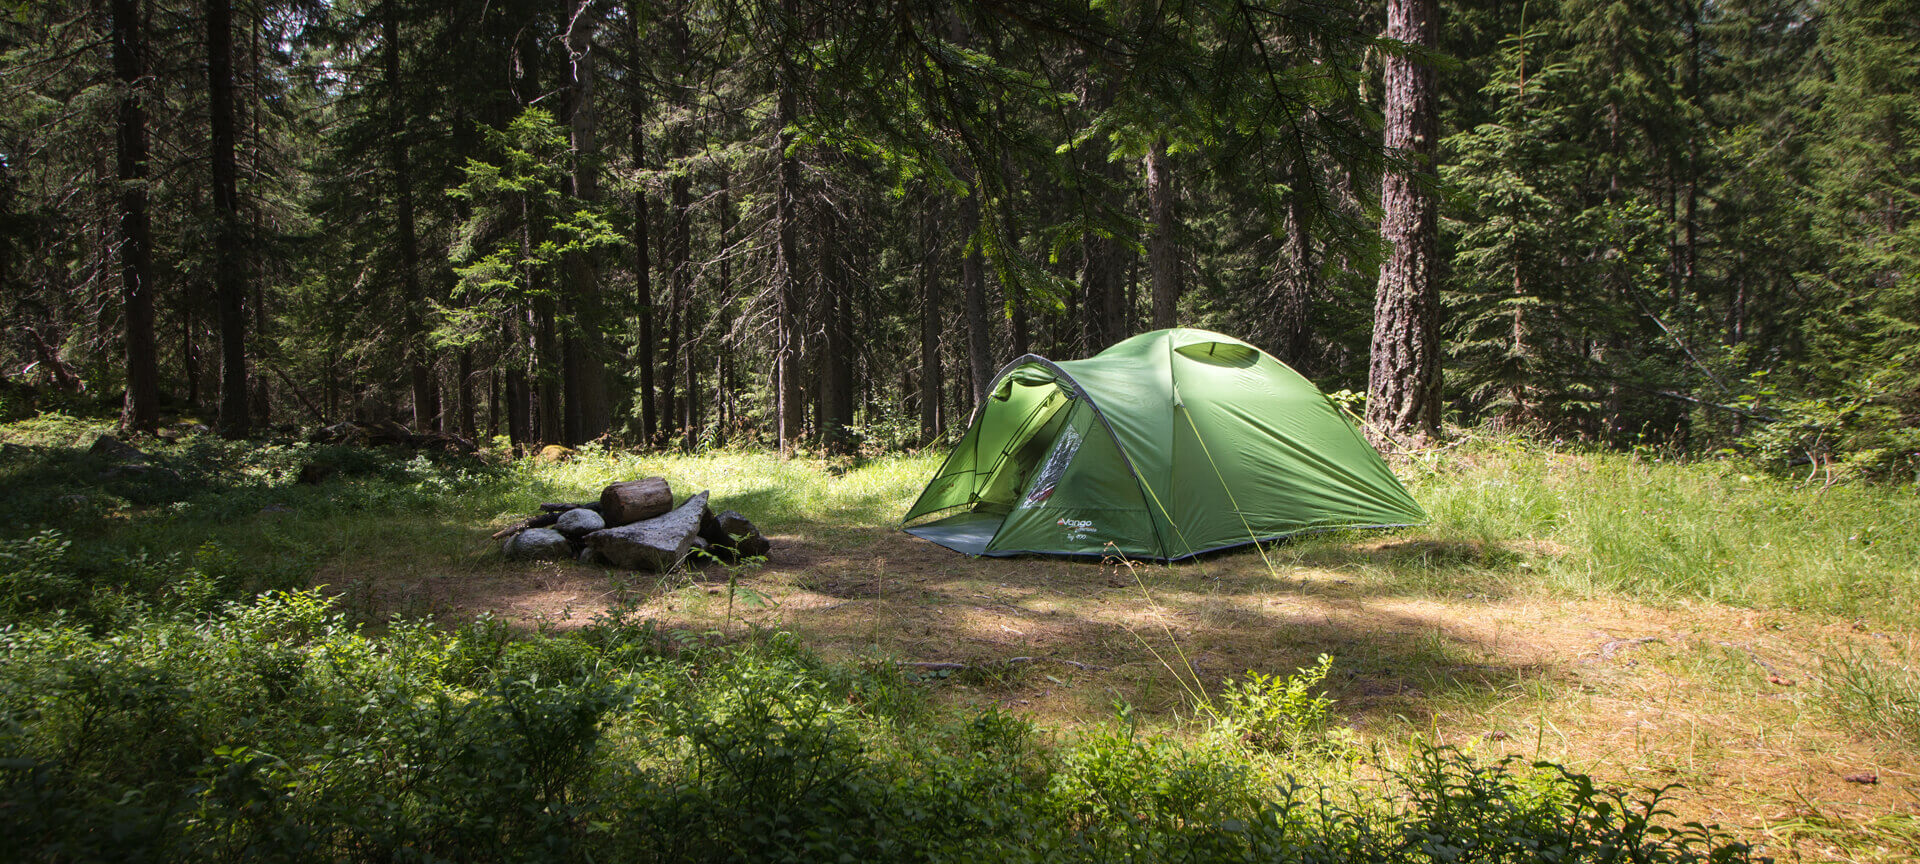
<box><xmin>1215</xmin><ymin>654</ymin><xmax>1349</xmax><ymax>755</ymax></box>
<box><xmin>0</xmin><ymin>580</ymin><xmax>1759</xmax><ymax>864</ymax></box>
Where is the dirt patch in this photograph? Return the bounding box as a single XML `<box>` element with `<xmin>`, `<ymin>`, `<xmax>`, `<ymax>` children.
<box><xmin>328</xmin><ymin>527</ymin><xmax>1917</xmax><ymax>861</ymax></box>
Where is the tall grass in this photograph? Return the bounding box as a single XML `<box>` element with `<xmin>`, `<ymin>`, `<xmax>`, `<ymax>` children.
<box><xmin>1819</xmin><ymin>643</ymin><xmax>1920</xmax><ymax>747</ymax></box>
<box><xmin>8</xmin><ymin>415</ymin><xmax>1915</xmax><ymax>627</ymax></box>
<box><xmin>1407</xmin><ymin>439</ymin><xmax>1920</xmax><ymax>626</ymax></box>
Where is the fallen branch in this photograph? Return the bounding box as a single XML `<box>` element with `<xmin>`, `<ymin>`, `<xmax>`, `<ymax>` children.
<box><xmin>1717</xmin><ymin>641</ymin><xmax>1787</xmax><ymax>678</ymax></box>
<box><xmin>263</xmin><ymin>361</ymin><xmax>327</xmax><ymax>425</ymax></box>
<box><xmin>490</xmin><ymin>511</ymin><xmax>561</xmax><ymax>539</ymax></box>
<box><xmin>899</xmin><ymin>656</ymin><xmax>1110</xmax><ymax>674</ymax></box>
<box><xmin>1596</xmin><ymin>635</ymin><xmax>1663</xmax><ymax>662</ymax></box>
<box><xmin>539</xmin><ymin>501</ymin><xmax>599</xmax><ymax>513</ymax></box>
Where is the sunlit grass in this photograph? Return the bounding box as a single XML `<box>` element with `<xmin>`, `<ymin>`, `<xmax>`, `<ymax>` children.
<box><xmin>1398</xmin><ymin>443</ymin><xmax>1920</xmax><ymax>628</ymax></box>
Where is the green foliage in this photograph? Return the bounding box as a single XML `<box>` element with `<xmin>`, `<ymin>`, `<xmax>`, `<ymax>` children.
<box><xmin>440</xmin><ymin>107</ymin><xmax>626</xmax><ymax>353</ymax></box>
<box><xmin>1734</xmin><ymin>370</ymin><xmax>1920</xmax><ymax>481</ymax></box>
<box><xmin>1402</xmin><ymin>434</ymin><xmax>1920</xmax><ymax>626</ymax></box>
<box><xmin>0</xmin><ymin>574</ymin><xmax>1758</xmax><ymax>863</ymax></box>
<box><xmin>1393</xmin><ymin>745</ymin><xmax>1750</xmax><ymax>864</ymax></box>
<box><xmin>1215</xmin><ymin>654</ymin><xmax>1349</xmax><ymax>755</ymax></box>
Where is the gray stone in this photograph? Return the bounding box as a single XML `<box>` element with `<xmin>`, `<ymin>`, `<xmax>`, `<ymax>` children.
<box><xmin>89</xmin><ymin>434</ymin><xmax>149</xmax><ymax>463</ymax></box>
<box><xmin>577</xmin><ymin>546</ymin><xmax>606</xmax><ymax>565</ymax></box>
<box><xmin>555</xmin><ymin>507</ymin><xmax>606</xmax><ymax>538</ymax></box>
<box><xmin>99</xmin><ymin>463</ymin><xmax>182</xmax><ymax>483</ymax></box>
<box><xmin>585</xmin><ymin>491</ymin><xmax>709</xmax><ymax>572</ymax></box>
<box><xmin>698</xmin><ymin>508</ymin><xmax>772</xmax><ymax>561</ymax></box>
<box><xmin>503</xmin><ymin>527</ymin><xmax>573</xmax><ymax>561</ymax></box>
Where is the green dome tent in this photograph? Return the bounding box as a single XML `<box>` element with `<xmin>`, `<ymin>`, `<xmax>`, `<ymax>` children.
<box><xmin>903</xmin><ymin>328</ymin><xmax>1427</xmax><ymax>560</ymax></box>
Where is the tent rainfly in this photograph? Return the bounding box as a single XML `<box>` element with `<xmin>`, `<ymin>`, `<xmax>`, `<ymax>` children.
<box><xmin>903</xmin><ymin>328</ymin><xmax>1428</xmax><ymax>561</ymax></box>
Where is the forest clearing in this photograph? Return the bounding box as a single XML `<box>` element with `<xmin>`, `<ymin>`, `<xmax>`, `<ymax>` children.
<box><xmin>4</xmin><ymin>413</ymin><xmax>1916</xmax><ymax>861</ymax></box>
<box><xmin>6</xmin><ymin>0</ymin><xmax>1919</xmax><ymax>859</ymax></box>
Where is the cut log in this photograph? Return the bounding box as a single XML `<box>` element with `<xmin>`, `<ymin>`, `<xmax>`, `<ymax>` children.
<box><xmin>599</xmin><ymin>477</ymin><xmax>672</xmax><ymax>526</ymax></box>
<box><xmin>586</xmin><ymin>490</ymin><xmax>708</xmax><ymax>571</ymax></box>
<box><xmin>698</xmin><ymin>508</ymin><xmax>771</xmax><ymax>561</ymax></box>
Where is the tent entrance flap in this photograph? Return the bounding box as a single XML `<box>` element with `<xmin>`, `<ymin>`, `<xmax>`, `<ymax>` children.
<box><xmin>903</xmin><ymin>511</ymin><xmax>1004</xmax><ymax>556</ymax></box>
<box><xmin>903</xmin><ymin>369</ymin><xmax>1075</xmax><ymax>524</ymax></box>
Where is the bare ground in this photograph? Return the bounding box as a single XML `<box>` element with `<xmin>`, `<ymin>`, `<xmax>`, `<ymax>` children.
<box><xmin>324</xmin><ymin>526</ymin><xmax>1920</xmax><ymax>862</ymax></box>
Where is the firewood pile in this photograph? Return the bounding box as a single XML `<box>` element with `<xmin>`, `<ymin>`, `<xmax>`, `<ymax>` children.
<box><xmin>495</xmin><ymin>477</ymin><xmax>770</xmax><ymax>572</ymax></box>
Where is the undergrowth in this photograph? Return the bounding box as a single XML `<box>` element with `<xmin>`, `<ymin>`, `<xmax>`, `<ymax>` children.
<box><xmin>6</xmin><ymin>414</ymin><xmax>1916</xmax><ymax>860</ymax></box>
<box><xmin>0</xmin><ymin>588</ymin><xmax>1757</xmax><ymax>863</ymax></box>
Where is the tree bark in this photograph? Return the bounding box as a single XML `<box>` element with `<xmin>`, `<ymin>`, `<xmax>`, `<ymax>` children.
<box><xmin>715</xmin><ymin>169</ymin><xmax>735</xmax><ymax>442</ymax></box>
<box><xmin>1146</xmin><ymin>136</ymin><xmax>1180</xmax><ymax>330</ymax></box>
<box><xmin>1364</xmin><ymin>0</ymin><xmax>1442</xmax><ymax>447</ymax></box>
<box><xmin>562</xmin><ymin>0</ymin><xmax>610</xmax><ymax>444</ymax></box>
<box><xmin>457</xmin><ymin>347</ymin><xmax>476</xmax><ymax>440</ymax></box>
<box><xmin>820</xmin><ymin>202</ymin><xmax>855</xmax><ymax>455</ymax></box>
<box><xmin>209</xmin><ymin>0</ymin><xmax>248</xmax><ymax>438</ymax></box>
<box><xmin>1272</xmin><ymin>188</ymin><xmax>1315</xmax><ymax>369</ymax></box>
<box><xmin>599</xmin><ymin>476</ymin><xmax>674</xmax><ymax>525</ymax></box>
<box><xmin>626</xmin><ymin>4</ymin><xmax>655</xmax><ymax>444</ymax></box>
<box><xmin>917</xmin><ymin>193</ymin><xmax>943</xmax><ymax>442</ymax></box>
<box><xmin>774</xmin><ymin>0</ymin><xmax>803</xmax><ymax>453</ymax></box>
<box><xmin>113</xmin><ymin>0</ymin><xmax>159</xmax><ymax>434</ymax></box>
<box><xmin>961</xmin><ymin>192</ymin><xmax>993</xmax><ymax>410</ymax></box>
<box><xmin>663</xmin><ymin>168</ymin><xmax>689</xmax><ymax>445</ymax></box>
<box><xmin>379</xmin><ymin>0</ymin><xmax>432</xmax><ymax>435</ymax></box>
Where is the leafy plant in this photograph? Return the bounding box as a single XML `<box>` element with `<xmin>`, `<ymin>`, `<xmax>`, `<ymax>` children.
<box><xmin>1215</xmin><ymin>653</ymin><xmax>1348</xmax><ymax>755</ymax></box>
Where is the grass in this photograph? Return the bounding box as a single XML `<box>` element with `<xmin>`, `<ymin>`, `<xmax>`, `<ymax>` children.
<box><xmin>4</xmin><ymin>415</ymin><xmax>1919</xmax><ymax>860</ymax></box>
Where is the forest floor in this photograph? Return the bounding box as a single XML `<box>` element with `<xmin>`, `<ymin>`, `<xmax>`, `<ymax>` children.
<box><xmin>318</xmin><ymin>445</ymin><xmax>1920</xmax><ymax>863</ymax></box>
<box><xmin>4</xmin><ymin>414</ymin><xmax>1917</xmax><ymax>861</ymax></box>
<box><xmin>354</xmin><ymin>532</ymin><xmax>1920</xmax><ymax>861</ymax></box>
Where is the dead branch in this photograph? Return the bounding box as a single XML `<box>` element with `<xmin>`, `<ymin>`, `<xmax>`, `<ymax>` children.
<box><xmin>899</xmin><ymin>656</ymin><xmax>1110</xmax><ymax>674</ymax></box>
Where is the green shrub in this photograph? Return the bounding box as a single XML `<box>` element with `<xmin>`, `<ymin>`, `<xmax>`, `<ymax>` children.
<box><xmin>1215</xmin><ymin>654</ymin><xmax>1348</xmax><ymax>755</ymax></box>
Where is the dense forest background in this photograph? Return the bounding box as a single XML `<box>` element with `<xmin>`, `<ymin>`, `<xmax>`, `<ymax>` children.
<box><xmin>2</xmin><ymin>0</ymin><xmax>1915</xmax><ymax>474</ymax></box>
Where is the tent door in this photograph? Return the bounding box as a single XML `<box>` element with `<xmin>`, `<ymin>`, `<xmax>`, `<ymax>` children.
<box><xmin>906</xmin><ymin>390</ymin><xmax>1075</xmax><ymax>555</ymax></box>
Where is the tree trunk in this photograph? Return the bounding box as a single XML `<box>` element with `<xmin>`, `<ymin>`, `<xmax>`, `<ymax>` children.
<box><xmin>820</xmin><ymin>203</ymin><xmax>855</xmax><ymax>455</ymax></box>
<box><xmin>917</xmin><ymin>193</ymin><xmax>943</xmax><ymax>442</ymax></box>
<box><xmin>181</xmin><ymin>295</ymin><xmax>201</xmax><ymax>411</ymax></box>
<box><xmin>715</xmin><ymin>169</ymin><xmax>735</xmax><ymax>444</ymax></box>
<box><xmin>209</xmin><ymin>0</ymin><xmax>248</xmax><ymax>438</ymax></box>
<box><xmin>379</xmin><ymin>1</ymin><xmax>431</xmax><ymax>435</ymax></box>
<box><xmin>663</xmin><ymin>168</ymin><xmax>689</xmax><ymax>445</ymax></box>
<box><xmin>562</xmin><ymin>0</ymin><xmax>610</xmax><ymax>444</ymax></box>
<box><xmin>1272</xmin><ymin>192</ymin><xmax>1315</xmax><ymax>368</ymax></box>
<box><xmin>457</xmin><ymin>348</ymin><xmax>476</xmax><ymax>440</ymax></box>
<box><xmin>1146</xmin><ymin>136</ymin><xmax>1180</xmax><ymax>330</ymax></box>
<box><xmin>774</xmin><ymin>0</ymin><xmax>803</xmax><ymax>453</ymax></box>
<box><xmin>961</xmin><ymin>193</ymin><xmax>993</xmax><ymax>410</ymax></box>
<box><xmin>1364</xmin><ymin>0</ymin><xmax>1442</xmax><ymax>447</ymax></box>
<box><xmin>626</xmin><ymin>4</ymin><xmax>655</xmax><ymax>444</ymax></box>
<box><xmin>114</xmin><ymin>0</ymin><xmax>159</xmax><ymax>434</ymax></box>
